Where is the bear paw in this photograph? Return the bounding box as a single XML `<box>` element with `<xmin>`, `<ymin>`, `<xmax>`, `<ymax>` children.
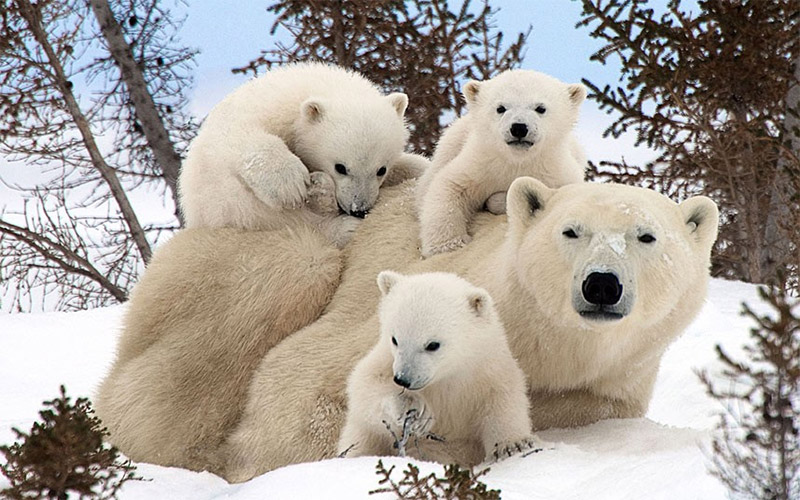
<box><xmin>421</xmin><ymin>234</ymin><xmax>473</xmax><ymax>258</ymax></box>
<box><xmin>242</xmin><ymin>152</ymin><xmax>309</xmax><ymax>210</ymax></box>
<box><xmin>484</xmin><ymin>191</ymin><xmax>507</xmax><ymax>215</ymax></box>
<box><xmin>306</xmin><ymin>171</ymin><xmax>340</xmax><ymax>216</ymax></box>
<box><xmin>328</xmin><ymin>215</ymin><xmax>362</xmax><ymax>249</ymax></box>
<box><xmin>487</xmin><ymin>436</ymin><xmax>543</xmax><ymax>462</ymax></box>
<box><xmin>381</xmin><ymin>392</ymin><xmax>435</xmax><ymax>449</ymax></box>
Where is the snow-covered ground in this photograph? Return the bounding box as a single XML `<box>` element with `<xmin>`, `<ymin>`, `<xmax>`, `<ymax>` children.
<box><xmin>0</xmin><ymin>278</ymin><xmax>765</xmax><ymax>499</ymax></box>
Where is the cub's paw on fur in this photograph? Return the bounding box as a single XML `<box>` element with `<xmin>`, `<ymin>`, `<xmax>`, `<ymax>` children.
<box><xmin>306</xmin><ymin>171</ymin><xmax>340</xmax><ymax>216</ymax></box>
<box><xmin>487</xmin><ymin>436</ymin><xmax>543</xmax><ymax>462</ymax></box>
<box><xmin>242</xmin><ymin>152</ymin><xmax>309</xmax><ymax>210</ymax></box>
<box><xmin>328</xmin><ymin>215</ymin><xmax>362</xmax><ymax>249</ymax></box>
<box><xmin>421</xmin><ymin>234</ymin><xmax>473</xmax><ymax>258</ymax></box>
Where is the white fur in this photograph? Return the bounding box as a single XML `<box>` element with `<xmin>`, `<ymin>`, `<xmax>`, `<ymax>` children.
<box><xmin>179</xmin><ymin>62</ymin><xmax>427</xmax><ymax>247</ymax></box>
<box><xmin>338</xmin><ymin>272</ymin><xmax>537</xmax><ymax>464</ymax></box>
<box><xmin>417</xmin><ymin>69</ymin><xmax>587</xmax><ymax>256</ymax></box>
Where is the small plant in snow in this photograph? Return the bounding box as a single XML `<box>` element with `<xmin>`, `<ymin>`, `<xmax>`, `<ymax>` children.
<box><xmin>370</xmin><ymin>459</ymin><xmax>501</xmax><ymax>499</ymax></box>
<box><xmin>0</xmin><ymin>385</ymin><xmax>139</xmax><ymax>499</ymax></box>
<box><xmin>699</xmin><ymin>284</ymin><xmax>800</xmax><ymax>499</ymax></box>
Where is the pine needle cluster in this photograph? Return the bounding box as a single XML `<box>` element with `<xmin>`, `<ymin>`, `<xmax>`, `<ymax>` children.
<box><xmin>699</xmin><ymin>285</ymin><xmax>800</xmax><ymax>499</ymax></box>
<box><xmin>370</xmin><ymin>459</ymin><xmax>501</xmax><ymax>499</ymax></box>
<box><xmin>0</xmin><ymin>386</ymin><xmax>139</xmax><ymax>499</ymax></box>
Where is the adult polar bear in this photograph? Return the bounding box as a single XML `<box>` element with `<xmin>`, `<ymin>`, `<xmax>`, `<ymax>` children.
<box><xmin>220</xmin><ymin>178</ymin><xmax>718</xmax><ymax>481</ymax></box>
<box><xmin>95</xmin><ymin>178</ymin><xmax>718</xmax><ymax>482</ymax></box>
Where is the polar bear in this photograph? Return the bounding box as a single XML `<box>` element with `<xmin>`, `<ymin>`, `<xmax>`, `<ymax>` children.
<box><xmin>338</xmin><ymin>271</ymin><xmax>538</xmax><ymax>465</ymax></box>
<box><xmin>416</xmin><ymin>69</ymin><xmax>587</xmax><ymax>257</ymax></box>
<box><xmin>93</xmin><ymin>225</ymin><xmax>343</xmax><ymax>474</ymax></box>
<box><xmin>95</xmin><ymin>176</ymin><xmax>718</xmax><ymax>481</ymax></box>
<box><xmin>179</xmin><ymin>62</ymin><xmax>428</xmax><ymax>247</ymax></box>
<box><xmin>220</xmin><ymin>178</ymin><xmax>718</xmax><ymax>481</ymax></box>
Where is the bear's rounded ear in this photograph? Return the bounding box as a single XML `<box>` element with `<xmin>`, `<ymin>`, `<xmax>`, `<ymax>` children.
<box><xmin>679</xmin><ymin>196</ymin><xmax>720</xmax><ymax>249</ymax></box>
<box><xmin>567</xmin><ymin>83</ymin><xmax>587</xmax><ymax>106</ymax></box>
<box><xmin>300</xmin><ymin>98</ymin><xmax>325</xmax><ymax>123</ymax></box>
<box><xmin>467</xmin><ymin>289</ymin><xmax>492</xmax><ymax>318</ymax></box>
<box><xmin>462</xmin><ymin>80</ymin><xmax>481</xmax><ymax>106</ymax></box>
<box><xmin>386</xmin><ymin>92</ymin><xmax>408</xmax><ymax>117</ymax></box>
<box><xmin>377</xmin><ymin>270</ymin><xmax>404</xmax><ymax>296</ymax></box>
<box><xmin>507</xmin><ymin>176</ymin><xmax>554</xmax><ymax>234</ymax></box>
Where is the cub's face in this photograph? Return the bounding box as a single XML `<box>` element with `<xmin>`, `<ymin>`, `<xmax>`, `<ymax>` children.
<box><xmin>294</xmin><ymin>94</ymin><xmax>409</xmax><ymax>217</ymax></box>
<box><xmin>462</xmin><ymin>70</ymin><xmax>585</xmax><ymax>159</ymax></box>
<box><xmin>375</xmin><ymin>271</ymin><xmax>495</xmax><ymax>390</ymax></box>
<box><xmin>505</xmin><ymin>178</ymin><xmax>719</xmax><ymax>332</ymax></box>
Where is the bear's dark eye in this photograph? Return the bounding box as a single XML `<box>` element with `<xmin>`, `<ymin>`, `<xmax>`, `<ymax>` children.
<box><xmin>425</xmin><ymin>341</ymin><xmax>440</xmax><ymax>352</ymax></box>
<box><xmin>377</xmin><ymin>166</ymin><xmax>387</xmax><ymax>177</ymax></box>
<box><xmin>335</xmin><ymin>163</ymin><xmax>348</xmax><ymax>175</ymax></box>
<box><xmin>562</xmin><ymin>228</ymin><xmax>578</xmax><ymax>239</ymax></box>
<box><xmin>391</xmin><ymin>336</ymin><xmax>397</xmax><ymax>346</ymax></box>
<box><xmin>535</xmin><ymin>105</ymin><xmax>547</xmax><ymax>115</ymax></box>
<box><xmin>496</xmin><ymin>105</ymin><xmax>506</xmax><ymax>114</ymax></box>
<box><xmin>638</xmin><ymin>233</ymin><xmax>656</xmax><ymax>244</ymax></box>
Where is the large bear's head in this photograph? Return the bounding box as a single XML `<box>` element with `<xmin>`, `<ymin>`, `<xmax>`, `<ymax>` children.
<box><xmin>293</xmin><ymin>93</ymin><xmax>409</xmax><ymax>218</ymax></box>
<box><xmin>375</xmin><ymin>271</ymin><xmax>498</xmax><ymax>391</ymax></box>
<box><xmin>462</xmin><ymin>70</ymin><xmax>585</xmax><ymax>160</ymax></box>
<box><xmin>504</xmin><ymin>177</ymin><xmax>719</xmax><ymax>334</ymax></box>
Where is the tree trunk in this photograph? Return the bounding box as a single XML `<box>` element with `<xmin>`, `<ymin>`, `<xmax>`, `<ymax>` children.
<box><xmin>17</xmin><ymin>0</ymin><xmax>153</xmax><ymax>263</ymax></box>
<box><xmin>88</xmin><ymin>0</ymin><xmax>185</xmax><ymax>226</ymax></box>
<box><xmin>761</xmin><ymin>50</ymin><xmax>800</xmax><ymax>284</ymax></box>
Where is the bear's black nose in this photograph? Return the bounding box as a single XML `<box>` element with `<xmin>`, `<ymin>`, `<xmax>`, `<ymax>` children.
<box><xmin>510</xmin><ymin>122</ymin><xmax>528</xmax><ymax>138</ymax></box>
<box><xmin>393</xmin><ymin>375</ymin><xmax>411</xmax><ymax>389</ymax></box>
<box><xmin>350</xmin><ymin>210</ymin><xmax>368</xmax><ymax>219</ymax></box>
<box><xmin>582</xmin><ymin>272</ymin><xmax>623</xmax><ymax>306</ymax></box>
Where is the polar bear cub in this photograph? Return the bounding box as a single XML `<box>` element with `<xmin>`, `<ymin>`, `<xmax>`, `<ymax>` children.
<box><xmin>338</xmin><ymin>271</ymin><xmax>538</xmax><ymax>464</ymax></box>
<box><xmin>417</xmin><ymin>69</ymin><xmax>586</xmax><ymax>257</ymax></box>
<box><xmin>179</xmin><ymin>62</ymin><xmax>428</xmax><ymax>247</ymax></box>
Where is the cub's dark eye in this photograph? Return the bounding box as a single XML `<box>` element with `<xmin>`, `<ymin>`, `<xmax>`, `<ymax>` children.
<box><xmin>425</xmin><ymin>341</ymin><xmax>440</xmax><ymax>352</ymax></box>
<box><xmin>335</xmin><ymin>163</ymin><xmax>348</xmax><ymax>175</ymax></box>
<box><xmin>391</xmin><ymin>336</ymin><xmax>397</xmax><ymax>346</ymax></box>
<box><xmin>377</xmin><ymin>166</ymin><xmax>387</xmax><ymax>177</ymax></box>
<box><xmin>638</xmin><ymin>233</ymin><xmax>656</xmax><ymax>243</ymax></box>
<box><xmin>562</xmin><ymin>228</ymin><xmax>578</xmax><ymax>239</ymax></box>
<box><xmin>496</xmin><ymin>105</ymin><xmax>506</xmax><ymax>114</ymax></box>
<box><xmin>535</xmin><ymin>105</ymin><xmax>547</xmax><ymax>115</ymax></box>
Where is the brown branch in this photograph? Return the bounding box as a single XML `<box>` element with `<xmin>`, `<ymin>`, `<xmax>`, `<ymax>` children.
<box><xmin>0</xmin><ymin>218</ymin><xmax>128</xmax><ymax>302</ymax></box>
<box><xmin>88</xmin><ymin>0</ymin><xmax>184</xmax><ymax>226</ymax></box>
<box><xmin>16</xmin><ymin>0</ymin><xmax>153</xmax><ymax>263</ymax></box>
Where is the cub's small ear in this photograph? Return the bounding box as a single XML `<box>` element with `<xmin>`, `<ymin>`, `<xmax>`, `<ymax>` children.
<box><xmin>467</xmin><ymin>289</ymin><xmax>492</xmax><ymax>318</ymax></box>
<box><xmin>507</xmin><ymin>176</ymin><xmax>554</xmax><ymax>234</ymax></box>
<box><xmin>377</xmin><ymin>270</ymin><xmax>404</xmax><ymax>296</ymax></box>
<box><xmin>387</xmin><ymin>93</ymin><xmax>408</xmax><ymax>117</ymax></box>
<box><xmin>463</xmin><ymin>80</ymin><xmax>481</xmax><ymax>106</ymax></box>
<box><xmin>300</xmin><ymin>98</ymin><xmax>325</xmax><ymax>123</ymax></box>
<box><xmin>567</xmin><ymin>83</ymin><xmax>587</xmax><ymax>106</ymax></box>
<box><xmin>679</xmin><ymin>196</ymin><xmax>720</xmax><ymax>248</ymax></box>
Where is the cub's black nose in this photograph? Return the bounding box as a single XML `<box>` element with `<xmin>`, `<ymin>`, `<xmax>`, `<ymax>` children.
<box><xmin>510</xmin><ymin>122</ymin><xmax>528</xmax><ymax>138</ymax></box>
<box><xmin>350</xmin><ymin>210</ymin><xmax>368</xmax><ymax>219</ymax></box>
<box><xmin>582</xmin><ymin>272</ymin><xmax>623</xmax><ymax>306</ymax></box>
<box><xmin>393</xmin><ymin>375</ymin><xmax>411</xmax><ymax>389</ymax></box>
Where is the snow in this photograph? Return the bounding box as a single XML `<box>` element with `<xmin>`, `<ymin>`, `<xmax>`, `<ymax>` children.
<box><xmin>0</xmin><ymin>278</ymin><xmax>767</xmax><ymax>499</ymax></box>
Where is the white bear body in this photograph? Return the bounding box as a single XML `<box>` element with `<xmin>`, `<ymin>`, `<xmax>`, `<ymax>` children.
<box><xmin>417</xmin><ymin>69</ymin><xmax>587</xmax><ymax>256</ymax></box>
<box><xmin>338</xmin><ymin>272</ymin><xmax>536</xmax><ymax>465</ymax></box>
<box><xmin>97</xmin><ymin>177</ymin><xmax>719</xmax><ymax>481</ymax></box>
<box><xmin>179</xmin><ymin>62</ymin><xmax>426</xmax><ymax>246</ymax></box>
